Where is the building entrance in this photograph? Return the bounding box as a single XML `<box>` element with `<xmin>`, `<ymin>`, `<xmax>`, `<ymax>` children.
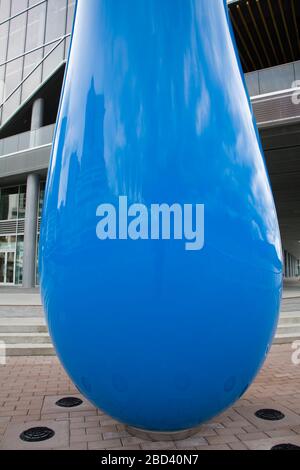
<box><xmin>0</xmin><ymin>251</ymin><xmax>15</xmax><ymax>285</ymax></box>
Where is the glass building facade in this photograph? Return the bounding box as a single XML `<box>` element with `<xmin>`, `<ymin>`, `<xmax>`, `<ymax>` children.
<box><xmin>0</xmin><ymin>0</ymin><xmax>75</xmax><ymax>125</ymax></box>
<box><xmin>0</xmin><ymin>0</ymin><xmax>75</xmax><ymax>287</ymax></box>
<box><xmin>0</xmin><ymin>182</ymin><xmax>44</xmax><ymax>285</ymax></box>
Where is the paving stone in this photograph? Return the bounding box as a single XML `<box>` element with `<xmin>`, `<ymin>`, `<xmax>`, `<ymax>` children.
<box><xmin>88</xmin><ymin>439</ymin><xmax>122</xmax><ymax>450</ymax></box>
<box><xmin>140</xmin><ymin>441</ymin><xmax>178</xmax><ymax>450</ymax></box>
<box><xmin>234</xmin><ymin>402</ymin><xmax>300</xmax><ymax>431</ymax></box>
<box><xmin>60</xmin><ymin>443</ymin><xmax>88</xmax><ymax>450</ymax></box>
<box><xmin>235</xmin><ymin>431</ymin><xmax>269</xmax><ymax>441</ymax></box>
<box><xmin>0</xmin><ymin>419</ymin><xmax>69</xmax><ymax>450</ymax></box>
<box><xmin>175</xmin><ymin>437</ymin><xmax>208</xmax><ymax>448</ymax></box>
<box><xmin>229</xmin><ymin>441</ymin><xmax>248</xmax><ymax>450</ymax></box>
<box><xmin>41</xmin><ymin>394</ymin><xmax>95</xmax><ymax>415</ymax></box>
<box><xmin>0</xmin><ymin>343</ymin><xmax>300</xmax><ymax>450</ymax></box>
<box><xmin>244</xmin><ymin>434</ymin><xmax>300</xmax><ymax>451</ymax></box>
<box><xmin>207</xmin><ymin>434</ymin><xmax>239</xmax><ymax>445</ymax></box>
<box><xmin>199</xmin><ymin>444</ymin><xmax>231</xmax><ymax>450</ymax></box>
<box><xmin>266</xmin><ymin>428</ymin><xmax>297</xmax><ymax>438</ymax></box>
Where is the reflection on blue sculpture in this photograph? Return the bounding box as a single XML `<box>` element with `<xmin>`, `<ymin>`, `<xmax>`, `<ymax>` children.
<box><xmin>39</xmin><ymin>0</ymin><xmax>283</xmax><ymax>432</ymax></box>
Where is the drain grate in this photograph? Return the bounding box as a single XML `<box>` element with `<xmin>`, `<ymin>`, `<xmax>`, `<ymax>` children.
<box><xmin>55</xmin><ymin>397</ymin><xmax>83</xmax><ymax>408</ymax></box>
<box><xmin>271</xmin><ymin>444</ymin><xmax>300</xmax><ymax>451</ymax></box>
<box><xmin>255</xmin><ymin>409</ymin><xmax>285</xmax><ymax>421</ymax></box>
<box><xmin>20</xmin><ymin>427</ymin><xmax>55</xmax><ymax>443</ymax></box>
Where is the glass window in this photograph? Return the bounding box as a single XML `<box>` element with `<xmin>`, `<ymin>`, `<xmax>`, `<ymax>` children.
<box><xmin>4</xmin><ymin>2</ymin><xmax>26</xmax><ymax>118</ymax></box>
<box><xmin>0</xmin><ymin>181</ymin><xmax>41</xmax><ymax>285</ymax></box>
<box><xmin>10</xmin><ymin>0</ymin><xmax>27</xmax><ymax>16</ymax></box>
<box><xmin>6</xmin><ymin>251</ymin><xmax>15</xmax><ymax>283</ymax></box>
<box><xmin>0</xmin><ymin>64</ymin><xmax>5</xmax><ymax>101</ymax></box>
<box><xmin>21</xmin><ymin>50</ymin><xmax>42</xmax><ymax>101</ymax></box>
<box><xmin>7</xmin><ymin>12</ymin><xmax>27</xmax><ymax>59</ymax></box>
<box><xmin>1</xmin><ymin>89</ymin><xmax>20</xmax><ymax>122</ymax></box>
<box><xmin>42</xmin><ymin>39</ymin><xmax>64</xmax><ymax>80</ymax></box>
<box><xmin>0</xmin><ymin>0</ymin><xmax>11</xmax><ymax>22</ymax></box>
<box><xmin>0</xmin><ymin>1</ymin><xmax>11</xmax><ymax>123</ymax></box>
<box><xmin>25</xmin><ymin>2</ymin><xmax>46</xmax><ymax>52</ymax></box>
<box><xmin>42</xmin><ymin>0</ymin><xmax>67</xmax><ymax>80</ymax></box>
<box><xmin>38</xmin><ymin>181</ymin><xmax>45</xmax><ymax>217</ymax></box>
<box><xmin>44</xmin><ymin>0</ymin><xmax>67</xmax><ymax>44</ymax></box>
<box><xmin>65</xmin><ymin>35</ymin><xmax>70</xmax><ymax>56</ymax></box>
<box><xmin>66</xmin><ymin>0</ymin><xmax>75</xmax><ymax>34</ymax></box>
<box><xmin>24</xmin><ymin>0</ymin><xmax>45</xmax><ymax>95</ymax></box>
<box><xmin>0</xmin><ymin>186</ymin><xmax>19</xmax><ymax>220</ymax></box>
<box><xmin>18</xmin><ymin>185</ymin><xmax>26</xmax><ymax>219</ymax></box>
<box><xmin>0</xmin><ymin>235</ymin><xmax>16</xmax><ymax>250</ymax></box>
<box><xmin>0</xmin><ymin>252</ymin><xmax>4</xmax><ymax>283</ymax></box>
<box><xmin>15</xmin><ymin>235</ymin><xmax>24</xmax><ymax>285</ymax></box>
<box><xmin>0</xmin><ymin>23</ymin><xmax>9</xmax><ymax>63</ymax></box>
<box><xmin>4</xmin><ymin>56</ymin><xmax>22</xmax><ymax>95</ymax></box>
<box><xmin>0</xmin><ymin>64</ymin><xmax>4</xmax><ymax>123</ymax></box>
<box><xmin>0</xmin><ymin>250</ymin><xmax>16</xmax><ymax>285</ymax></box>
<box><xmin>35</xmin><ymin>181</ymin><xmax>45</xmax><ymax>285</ymax></box>
<box><xmin>65</xmin><ymin>0</ymin><xmax>75</xmax><ymax>58</ymax></box>
<box><xmin>35</xmin><ymin>232</ymin><xmax>40</xmax><ymax>285</ymax></box>
<box><xmin>0</xmin><ymin>4</ymin><xmax>9</xmax><ymax>122</ymax></box>
<box><xmin>2</xmin><ymin>56</ymin><xmax>22</xmax><ymax>121</ymax></box>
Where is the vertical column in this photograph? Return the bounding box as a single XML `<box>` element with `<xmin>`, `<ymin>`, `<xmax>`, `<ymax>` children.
<box><xmin>30</xmin><ymin>98</ymin><xmax>44</xmax><ymax>147</ymax></box>
<box><xmin>287</xmin><ymin>253</ymin><xmax>290</xmax><ymax>278</ymax></box>
<box><xmin>284</xmin><ymin>250</ymin><xmax>287</xmax><ymax>278</ymax></box>
<box><xmin>293</xmin><ymin>257</ymin><xmax>296</xmax><ymax>278</ymax></box>
<box><xmin>23</xmin><ymin>174</ymin><xmax>40</xmax><ymax>288</ymax></box>
<box><xmin>23</xmin><ymin>98</ymin><xmax>44</xmax><ymax>288</ymax></box>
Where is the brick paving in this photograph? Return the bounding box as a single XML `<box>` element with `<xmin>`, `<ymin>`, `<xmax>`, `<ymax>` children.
<box><xmin>1</xmin><ymin>344</ymin><xmax>300</xmax><ymax>450</ymax></box>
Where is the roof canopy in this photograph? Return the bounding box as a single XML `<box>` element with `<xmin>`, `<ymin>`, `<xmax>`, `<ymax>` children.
<box><xmin>229</xmin><ymin>0</ymin><xmax>300</xmax><ymax>72</ymax></box>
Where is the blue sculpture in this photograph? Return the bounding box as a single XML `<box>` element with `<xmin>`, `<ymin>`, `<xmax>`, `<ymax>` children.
<box><xmin>40</xmin><ymin>0</ymin><xmax>283</xmax><ymax>433</ymax></box>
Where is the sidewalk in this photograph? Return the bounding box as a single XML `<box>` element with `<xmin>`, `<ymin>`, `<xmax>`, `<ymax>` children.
<box><xmin>0</xmin><ymin>288</ymin><xmax>41</xmax><ymax>307</ymax></box>
<box><xmin>1</xmin><ymin>278</ymin><xmax>299</xmax><ymax>306</ymax></box>
<box><xmin>0</xmin><ymin>344</ymin><xmax>300</xmax><ymax>450</ymax></box>
<box><xmin>283</xmin><ymin>279</ymin><xmax>300</xmax><ymax>299</ymax></box>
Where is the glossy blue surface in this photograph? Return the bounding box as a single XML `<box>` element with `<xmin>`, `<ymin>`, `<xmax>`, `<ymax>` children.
<box><xmin>40</xmin><ymin>0</ymin><xmax>283</xmax><ymax>432</ymax></box>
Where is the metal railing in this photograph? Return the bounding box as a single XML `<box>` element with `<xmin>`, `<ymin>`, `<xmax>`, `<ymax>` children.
<box><xmin>245</xmin><ymin>60</ymin><xmax>300</xmax><ymax>97</ymax></box>
<box><xmin>0</xmin><ymin>124</ymin><xmax>55</xmax><ymax>157</ymax></box>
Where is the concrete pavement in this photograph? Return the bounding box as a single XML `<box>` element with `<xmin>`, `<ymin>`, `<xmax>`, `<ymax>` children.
<box><xmin>0</xmin><ymin>288</ymin><xmax>41</xmax><ymax>306</ymax></box>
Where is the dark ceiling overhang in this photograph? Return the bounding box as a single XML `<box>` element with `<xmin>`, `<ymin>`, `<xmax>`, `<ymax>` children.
<box><xmin>229</xmin><ymin>0</ymin><xmax>300</xmax><ymax>72</ymax></box>
<box><xmin>0</xmin><ymin>63</ymin><xmax>65</xmax><ymax>140</ymax></box>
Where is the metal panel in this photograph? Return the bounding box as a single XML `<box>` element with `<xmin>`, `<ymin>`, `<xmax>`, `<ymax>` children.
<box><xmin>0</xmin><ymin>143</ymin><xmax>51</xmax><ymax>178</ymax></box>
<box><xmin>252</xmin><ymin>90</ymin><xmax>300</xmax><ymax>128</ymax></box>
